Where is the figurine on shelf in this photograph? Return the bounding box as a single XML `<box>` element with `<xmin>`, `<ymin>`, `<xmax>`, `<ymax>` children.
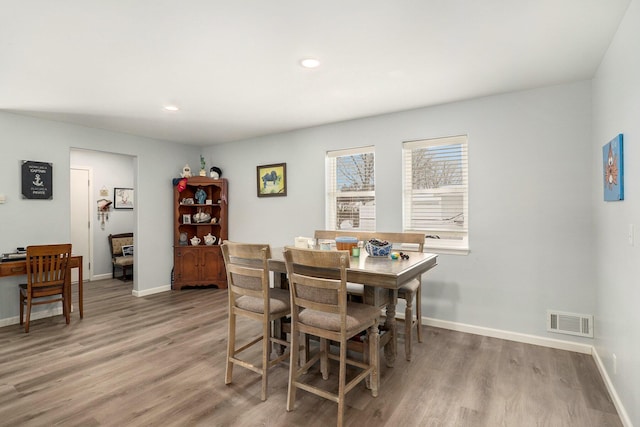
<box><xmin>194</xmin><ymin>188</ymin><xmax>206</xmax><ymax>204</ymax></box>
<box><xmin>199</xmin><ymin>155</ymin><xmax>207</xmax><ymax>176</ymax></box>
<box><xmin>181</xmin><ymin>164</ymin><xmax>192</xmax><ymax>178</ymax></box>
<box><xmin>209</xmin><ymin>166</ymin><xmax>222</xmax><ymax>179</ymax></box>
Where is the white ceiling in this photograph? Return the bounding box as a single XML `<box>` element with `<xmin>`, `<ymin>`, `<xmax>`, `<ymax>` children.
<box><xmin>0</xmin><ymin>1</ymin><xmax>630</xmax><ymax>146</ymax></box>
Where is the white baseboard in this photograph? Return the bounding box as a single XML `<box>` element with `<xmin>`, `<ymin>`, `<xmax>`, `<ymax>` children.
<box><xmin>592</xmin><ymin>347</ymin><xmax>632</xmax><ymax>427</ymax></box>
<box><xmin>421</xmin><ymin>316</ymin><xmax>592</xmax><ymax>354</ymax></box>
<box><xmin>91</xmin><ymin>273</ymin><xmax>112</xmax><ymax>281</ymax></box>
<box><xmin>132</xmin><ymin>284</ymin><xmax>171</xmax><ymax>297</ymax></box>
<box><xmin>0</xmin><ymin>306</ymin><xmax>64</xmax><ymax>327</ymax></box>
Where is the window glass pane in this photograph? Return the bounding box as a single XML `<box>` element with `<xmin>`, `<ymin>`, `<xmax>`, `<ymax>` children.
<box><xmin>403</xmin><ymin>135</ymin><xmax>468</xmax><ymax>250</ymax></box>
<box><xmin>326</xmin><ymin>147</ymin><xmax>375</xmax><ymax>231</ymax></box>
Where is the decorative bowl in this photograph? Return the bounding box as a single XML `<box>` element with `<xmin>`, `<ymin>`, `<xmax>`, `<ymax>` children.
<box><xmin>365</xmin><ymin>240</ymin><xmax>392</xmax><ymax>257</ymax></box>
<box><xmin>193</xmin><ymin>212</ymin><xmax>211</xmax><ymax>223</ymax></box>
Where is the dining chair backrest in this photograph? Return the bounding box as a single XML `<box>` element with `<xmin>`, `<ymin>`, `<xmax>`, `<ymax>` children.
<box><xmin>314</xmin><ymin>230</ymin><xmax>425</xmax><ymax>252</ymax></box>
<box><xmin>26</xmin><ymin>244</ymin><xmax>72</xmax><ymax>291</ymax></box>
<box><xmin>283</xmin><ymin>247</ymin><xmax>351</xmax><ymax>330</ymax></box>
<box><xmin>221</xmin><ymin>241</ymin><xmax>271</xmax><ymax>302</ymax></box>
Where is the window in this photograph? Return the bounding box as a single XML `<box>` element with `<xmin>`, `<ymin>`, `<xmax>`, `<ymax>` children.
<box><xmin>326</xmin><ymin>146</ymin><xmax>375</xmax><ymax>231</ymax></box>
<box><xmin>402</xmin><ymin>135</ymin><xmax>468</xmax><ymax>254</ymax></box>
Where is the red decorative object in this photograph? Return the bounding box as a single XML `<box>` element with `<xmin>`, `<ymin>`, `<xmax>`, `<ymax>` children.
<box><xmin>177</xmin><ymin>178</ymin><xmax>187</xmax><ymax>192</ymax></box>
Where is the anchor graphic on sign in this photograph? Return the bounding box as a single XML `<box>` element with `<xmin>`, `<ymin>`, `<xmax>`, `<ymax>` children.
<box><xmin>32</xmin><ymin>174</ymin><xmax>44</xmax><ymax>187</ymax></box>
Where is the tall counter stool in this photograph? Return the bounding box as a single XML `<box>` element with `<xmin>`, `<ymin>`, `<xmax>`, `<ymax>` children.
<box><xmin>284</xmin><ymin>246</ymin><xmax>380</xmax><ymax>427</ymax></box>
<box><xmin>221</xmin><ymin>241</ymin><xmax>292</xmax><ymax>401</ymax></box>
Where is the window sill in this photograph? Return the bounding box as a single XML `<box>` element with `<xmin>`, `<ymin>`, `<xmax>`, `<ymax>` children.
<box><xmin>424</xmin><ymin>243</ymin><xmax>469</xmax><ymax>256</ymax></box>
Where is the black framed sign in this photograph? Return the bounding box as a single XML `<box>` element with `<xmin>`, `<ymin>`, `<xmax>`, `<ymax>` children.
<box><xmin>21</xmin><ymin>160</ymin><xmax>53</xmax><ymax>200</ymax></box>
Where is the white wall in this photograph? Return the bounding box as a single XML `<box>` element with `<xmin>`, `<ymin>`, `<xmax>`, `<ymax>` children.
<box><xmin>205</xmin><ymin>80</ymin><xmax>595</xmax><ymax>343</ymax></box>
<box><xmin>592</xmin><ymin>0</ymin><xmax>640</xmax><ymax>424</ymax></box>
<box><xmin>70</xmin><ymin>149</ymin><xmax>135</xmax><ymax>277</ymax></box>
<box><xmin>0</xmin><ymin>111</ymin><xmax>200</xmax><ymax>321</ymax></box>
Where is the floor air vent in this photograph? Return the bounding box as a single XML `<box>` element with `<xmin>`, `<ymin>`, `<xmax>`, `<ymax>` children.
<box><xmin>547</xmin><ymin>310</ymin><xmax>593</xmax><ymax>338</ymax></box>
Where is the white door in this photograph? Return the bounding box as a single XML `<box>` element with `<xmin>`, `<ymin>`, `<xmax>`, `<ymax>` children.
<box><xmin>70</xmin><ymin>168</ymin><xmax>91</xmax><ymax>282</ymax></box>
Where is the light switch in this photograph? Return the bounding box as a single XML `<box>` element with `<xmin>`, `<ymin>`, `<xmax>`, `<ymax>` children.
<box><xmin>0</xmin><ymin>194</ymin><xmax>5</xmax><ymax>204</ymax></box>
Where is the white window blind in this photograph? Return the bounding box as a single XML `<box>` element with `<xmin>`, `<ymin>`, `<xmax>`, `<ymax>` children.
<box><xmin>326</xmin><ymin>146</ymin><xmax>375</xmax><ymax>231</ymax></box>
<box><xmin>402</xmin><ymin>135</ymin><xmax>468</xmax><ymax>252</ymax></box>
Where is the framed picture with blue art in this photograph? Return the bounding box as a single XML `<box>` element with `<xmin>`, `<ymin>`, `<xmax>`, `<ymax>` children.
<box><xmin>603</xmin><ymin>134</ymin><xmax>623</xmax><ymax>201</ymax></box>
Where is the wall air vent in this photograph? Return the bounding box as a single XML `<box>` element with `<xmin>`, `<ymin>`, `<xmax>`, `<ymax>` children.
<box><xmin>547</xmin><ymin>310</ymin><xmax>594</xmax><ymax>338</ymax></box>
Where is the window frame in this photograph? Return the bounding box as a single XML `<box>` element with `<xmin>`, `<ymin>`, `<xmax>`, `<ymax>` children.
<box><xmin>325</xmin><ymin>146</ymin><xmax>376</xmax><ymax>231</ymax></box>
<box><xmin>402</xmin><ymin>135</ymin><xmax>469</xmax><ymax>255</ymax></box>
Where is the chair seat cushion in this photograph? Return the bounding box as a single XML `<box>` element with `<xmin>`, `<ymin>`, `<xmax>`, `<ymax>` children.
<box><xmin>236</xmin><ymin>288</ymin><xmax>290</xmax><ymax>314</ymax></box>
<box><xmin>19</xmin><ymin>283</ymin><xmax>64</xmax><ymax>297</ymax></box>
<box><xmin>398</xmin><ymin>278</ymin><xmax>420</xmax><ymax>299</ymax></box>
<box><xmin>298</xmin><ymin>302</ymin><xmax>380</xmax><ymax>333</ymax></box>
<box><xmin>113</xmin><ymin>255</ymin><xmax>134</xmax><ymax>266</ymax></box>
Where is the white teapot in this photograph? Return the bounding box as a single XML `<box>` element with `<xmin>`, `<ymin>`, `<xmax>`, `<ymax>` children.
<box><xmin>190</xmin><ymin>236</ymin><xmax>201</xmax><ymax>246</ymax></box>
<box><xmin>204</xmin><ymin>233</ymin><xmax>217</xmax><ymax>246</ymax></box>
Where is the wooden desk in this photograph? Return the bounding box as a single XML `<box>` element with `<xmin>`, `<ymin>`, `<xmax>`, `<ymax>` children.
<box><xmin>269</xmin><ymin>249</ymin><xmax>437</xmax><ymax>367</ymax></box>
<box><xmin>0</xmin><ymin>255</ymin><xmax>84</xmax><ymax>319</ymax></box>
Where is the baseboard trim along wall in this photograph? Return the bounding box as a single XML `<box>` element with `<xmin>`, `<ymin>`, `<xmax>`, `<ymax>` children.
<box><xmin>592</xmin><ymin>347</ymin><xmax>632</xmax><ymax>427</ymax></box>
<box><xmin>132</xmin><ymin>284</ymin><xmax>171</xmax><ymax>297</ymax></box>
<box><xmin>0</xmin><ymin>306</ymin><xmax>64</xmax><ymax>328</ymax></box>
<box><xmin>422</xmin><ymin>316</ymin><xmax>592</xmax><ymax>354</ymax></box>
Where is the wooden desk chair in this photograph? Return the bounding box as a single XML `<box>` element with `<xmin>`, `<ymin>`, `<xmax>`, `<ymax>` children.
<box><xmin>19</xmin><ymin>244</ymin><xmax>72</xmax><ymax>333</ymax></box>
<box><xmin>314</xmin><ymin>230</ymin><xmax>426</xmax><ymax>361</ymax></box>
<box><xmin>221</xmin><ymin>241</ymin><xmax>291</xmax><ymax>401</ymax></box>
<box><xmin>284</xmin><ymin>247</ymin><xmax>379</xmax><ymax>427</ymax></box>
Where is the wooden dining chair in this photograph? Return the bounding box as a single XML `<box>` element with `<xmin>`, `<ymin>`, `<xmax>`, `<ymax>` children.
<box><xmin>314</xmin><ymin>230</ymin><xmax>426</xmax><ymax>361</ymax></box>
<box><xmin>284</xmin><ymin>247</ymin><xmax>379</xmax><ymax>427</ymax></box>
<box><xmin>221</xmin><ymin>241</ymin><xmax>292</xmax><ymax>401</ymax></box>
<box><xmin>19</xmin><ymin>243</ymin><xmax>72</xmax><ymax>333</ymax></box>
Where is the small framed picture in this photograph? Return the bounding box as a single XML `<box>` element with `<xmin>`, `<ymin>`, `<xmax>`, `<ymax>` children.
<box><xmin>114</xmin><ymin>187</ymin><xmax>134</xmax><ymax>209</ymax></box>
<box><xmin>182</xmin><ymin>214</ymin><xmax>191</xmax><ymax>224</ymax></box>
<box><xmin>603</xmin><ymin>134</ymin><xmax>624</xmax><ymax>201</ymax></box>
<box><xmin>257</xmin><ymin>162</ymin><xmax>287</xmax><ymax>197</ymax></box>
<box><xmin>121</xmin><ymin>245</ymin><xmax>134</xmax><ymax>256</ymax></box>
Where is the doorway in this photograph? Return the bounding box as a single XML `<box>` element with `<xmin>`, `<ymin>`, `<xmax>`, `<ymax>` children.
<box><xmin>70</xmin><ymin>149</ymin><xmax>135</xmax><ymax>282</ymax></box>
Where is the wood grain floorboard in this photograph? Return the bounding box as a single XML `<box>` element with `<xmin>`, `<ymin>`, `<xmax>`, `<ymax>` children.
<box><xmin>0</xmin><ymin>279</ymin><xmax>623</xmax><ymax>426</ymax></box>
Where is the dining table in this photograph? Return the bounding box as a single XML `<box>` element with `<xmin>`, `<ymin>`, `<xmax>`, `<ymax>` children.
<box><xmin>268</xmin><ymin>247</ymin><xmax>438</xmax><ymax>368</ymax></box>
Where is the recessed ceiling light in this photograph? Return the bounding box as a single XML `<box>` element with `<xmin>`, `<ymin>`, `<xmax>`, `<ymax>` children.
<box><xmin>300</xmin><ymin>58</ymin><xmax>320</xmax><ymax>69</ymax></box>
<box><xmin>164</xmin><ymin>105</ymin><xmax>179</xmax><ymax>112</ymax></box>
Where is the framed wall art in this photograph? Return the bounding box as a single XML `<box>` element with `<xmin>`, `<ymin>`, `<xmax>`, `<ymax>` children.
<box><xmin>603</xmin><ymin>134</ymin><xmax>624</xmax><ymax>201</ymax></box>
<box><xmin>257</xmin><ymin>163</ymin><xmax>287</xmax><ymax>197</ymax></box>
<box><xmin>114</xmin><ymin>187</ymin><xmax>134</xmax><ymax>209</ymax></box>
<box><xmin>21</xmin><ymin>160</ymin><xmax>53</xmax><ymax>200</ymax></box>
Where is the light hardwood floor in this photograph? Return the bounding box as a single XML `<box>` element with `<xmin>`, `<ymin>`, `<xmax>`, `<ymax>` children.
<box><xmin>0</xmin><ymin>279</ymin><xmax>622</xmax><ymax>427</ymax></box>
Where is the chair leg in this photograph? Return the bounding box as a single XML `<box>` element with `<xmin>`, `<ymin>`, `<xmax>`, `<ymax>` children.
<box><xmin>19</xmin><ymin>294</ymin><xmax>24</xmax><ymax>325</ymax></box>
<box><xmin>320</xmin><ymin>338</ymin><xmax>329</xmax><ymax>380</ymax></box>
<box><xmin>260</xmin><ymin>317</ymin><xmax>270</xmax><ymax>401</ymax></box>
<box><xmin>64</xmin><ymin>282</ymin><xmax>71</xmax><ymax>324</ymax></box>
<box><xmin>404</xmin><ymin>293</ymin><xmax>413</xmax><ymax>361</ymax></box>
<box><xmin>286</xmin><ymin>329</ymin><xmax>300</xmax><ymax>412</ymax></box>
<box><xmin>369</xmin><ymin>323</ymin><xmax>379</xmax><ymax>397</ymax></box>
<box><xmin>337</xmin><ymin>339</ymin><xmax>347</xmax><ymax>427</ymax></box>
<box><xmin>416</xmin><ymin>285</ymin><xmax>423</xmax><ymax>343</ymax></box>
<box><xmin>225</xmin><ymin>311</ymin><xmax>236</xmax><ymax>385</ymax></box>
<box><xmin>25</xmin><ymin>298</ymin><xmax>32</xmax><ymax>333</ymax></box>
<box><xmin>301</xmin><ymin>333</ymin><xmax>309</xmax><ymax>374</ymax></box>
